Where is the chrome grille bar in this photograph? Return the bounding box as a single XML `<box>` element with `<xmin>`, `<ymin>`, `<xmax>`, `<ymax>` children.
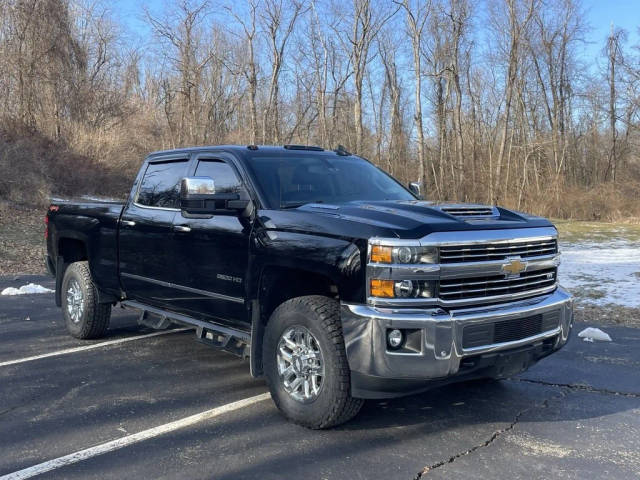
<box><xmin>440</xmin><ymin>239</ymin><xmax>557</xmax><ymax>263</ymax></box>
<box><xmin>441</xmin><ymin>241</ymin><xmax>556</xmax><ymax>252</ymax></box>
<box><xmin>441</xmin><ymin>248</ymin><xmax>556</xmax><ymax>260</ymax></box>
<box><xmin>440</xmin><ymin>270</ymin><xmax>555</xmax><ymax>288</ymax></box>
<box><xmin>440</xmin><ymin>268</ymin><xmax>557</xmax><ymax>300</ymax></box>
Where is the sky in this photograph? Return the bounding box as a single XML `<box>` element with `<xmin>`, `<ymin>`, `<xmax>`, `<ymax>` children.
<box><xmin>109</xmin><ymin>0</ymin><xmax>640</xmax><ymax>67</ymax></box>
<box><xmin>584</xmin><ymin>0</ymin><xmax>640</xmax><ymax>58</ymax></box>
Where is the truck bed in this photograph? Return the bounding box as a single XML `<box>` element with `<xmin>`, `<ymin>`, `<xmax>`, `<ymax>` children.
<box><xmin>47</xmin><ymin>197</ymin><xmax>125</xmax><ymax>302</ymax></box>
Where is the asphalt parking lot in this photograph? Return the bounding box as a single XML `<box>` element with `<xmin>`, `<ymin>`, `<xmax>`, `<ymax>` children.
<box><xmin>1</xmin><ymin>275</ymin><xmax>639</xmax><ymax>480</ymax></box>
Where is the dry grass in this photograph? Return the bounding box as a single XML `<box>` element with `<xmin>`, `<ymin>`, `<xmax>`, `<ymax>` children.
<box><xmin>555</xmin><ymin>220</ymin><xmax>640</xmax><ymax>243</ymax></box>
<box><xmin>0</xmin><ymin>203</ymin><xmax>45</xmax><ymax>275</ymax></box>
<box><xmin>0</xmin><ymin>122</ymin><xmax>132</xmax><ymax>208</ymax></box>
<box><xmin>576</xmin><ymin>304</ymin><xmax>640</xmax><ymax>329</ymax></box>
<box><xmin>2</xmin><ymin>118</ymin><xmax>639</xmax><ymax>223</ymax></box>
<box><xmin>501</xmin><ymin>181</ymin><xmax>640</xmax><ymax>223</ymax></box>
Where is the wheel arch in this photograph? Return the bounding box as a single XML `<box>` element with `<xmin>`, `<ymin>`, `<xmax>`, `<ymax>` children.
<box><xmin>54</xmin><ymin>236</ymin><xmax>117</xmax><ymax>306</ymax></box>
<box><xmin>258</xmin><ymin>265</ymin><xmax>339</xmax><ymax>323</ymax></box>
<box><xmin>54</xmin><ymin>236</ymin><xmax>89</xmax><ymax>306</ymax></box>
<box><xmin>250</xmin><ymin>265</ymin><xmax>340</xmax><ymax>378</ymax></box>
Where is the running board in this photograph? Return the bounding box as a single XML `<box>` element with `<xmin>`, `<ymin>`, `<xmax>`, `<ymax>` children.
<box><xmin>121</xmin><ymin>301</ymin><xmax>251</xmax><ymax>356</ymax></box>
<box><xmin>137</xmin><ymin>310</ymin><xmax>172</xmax><ymax>330</ymax></box>
<box><xmin>195</xmin><ymin>326</ymin><xmax>249</xmax><ymax>358</ymax></box>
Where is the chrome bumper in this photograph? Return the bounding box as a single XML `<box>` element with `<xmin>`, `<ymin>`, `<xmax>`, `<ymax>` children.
<box><xmin>341</xmin><ymin>287</ymin><xmax>573</xmax><ymax>397</ymax></box>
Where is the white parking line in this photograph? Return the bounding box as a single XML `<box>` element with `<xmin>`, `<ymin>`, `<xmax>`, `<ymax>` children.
<box><xmin>0</xmin><ymin>328</ymin><xmax>191</xmax><ymax>368</ymax></box>
<box><xmin>0</xmin><ymin>393</ymin><xmax>271</xmax><ymax>480</ymax></box>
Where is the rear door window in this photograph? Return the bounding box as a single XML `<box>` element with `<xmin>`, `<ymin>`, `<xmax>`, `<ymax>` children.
<box><xmin>136</xmin><ymin>160</ymin><xmax>189</xmax><ymax>209</ymax></box>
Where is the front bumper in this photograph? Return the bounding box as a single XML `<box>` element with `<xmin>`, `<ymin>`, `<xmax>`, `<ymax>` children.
<box><xmin>341</xmin><ymin>287</ymin><xmax>573</xmax><ymax>398</ymax></box>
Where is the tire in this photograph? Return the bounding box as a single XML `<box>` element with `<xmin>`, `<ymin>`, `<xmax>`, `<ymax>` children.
<box><xmin>61</xmin><ymin>261</ymin><xmax>111</xmax><ymax>339</ymax></box>
<box><xmin>262</xmin><ymin>295</ymin><xmax>364</xmax><ymax>429</ymax></box>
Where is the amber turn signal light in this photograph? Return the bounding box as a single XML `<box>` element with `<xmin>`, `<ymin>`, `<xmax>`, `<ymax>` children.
<box><xmin>370</xmin><ymin>245</ymin><xmax>392</xmax><ymax>263</ymax></box>
<box><xmin>370</xmin><ymin>279</ymin><xmax>394</xmax><ymax>298</ymax></box>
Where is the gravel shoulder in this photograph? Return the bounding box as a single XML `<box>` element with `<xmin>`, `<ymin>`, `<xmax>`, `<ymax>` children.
<box><xmin>574</xmin><ymin>304</ymin><xmax>640</xmax><ymax>329</ymax></box>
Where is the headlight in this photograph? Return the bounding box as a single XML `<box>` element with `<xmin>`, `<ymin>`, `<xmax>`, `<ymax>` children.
<box><xmin>370</xmin><ymin>279</ymin><xmax>435</xmax><ymax>298</ymax></box>
<box><xmin>370</xmin><ymin>245</ymin><xmax>438</xmax><ymax>264</ymax></box>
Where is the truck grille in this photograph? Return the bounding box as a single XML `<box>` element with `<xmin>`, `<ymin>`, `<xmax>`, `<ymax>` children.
<box><xmin>439</xmin><ymin>267</ymin><xmax>557</xmax><ymax>302</ymax></box>
<box><xmin>439</xmin><ymin>239</ymin><xmax>557</xmax><ymax>263</ymax></box>
<box><xmin>462</xmin><ymin>311</ymin><xmax>560</xmax><ymax>348</ymax></box>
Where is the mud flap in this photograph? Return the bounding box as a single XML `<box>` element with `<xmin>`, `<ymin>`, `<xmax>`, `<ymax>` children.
<box><xmin>249</xmin><ymin>300</ymin><xmax>264</xmax><ymax>378</ymax></box>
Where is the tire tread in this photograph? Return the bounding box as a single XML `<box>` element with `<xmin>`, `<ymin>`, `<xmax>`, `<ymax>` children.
<box><xmin>63</xmin><ymin>261</ymin><xmax>111</xmax><ymax>339</ymax></box>
<box><xmin>265</xmin><ymin>295</ymin><xmax>363</xmax><ymax>429</ymax></box>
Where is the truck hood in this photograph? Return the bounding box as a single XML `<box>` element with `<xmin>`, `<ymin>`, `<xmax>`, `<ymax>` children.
<box><xmin>258</xmin><ymin>200</ymin><xmax>554</xmax><ymax>240</ymax></box>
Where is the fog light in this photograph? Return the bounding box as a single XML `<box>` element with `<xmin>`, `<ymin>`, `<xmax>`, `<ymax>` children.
<box><xmin>387</xmin><ymin>329</ymin><xmax>404</xmax><ymax>348</ymax></box>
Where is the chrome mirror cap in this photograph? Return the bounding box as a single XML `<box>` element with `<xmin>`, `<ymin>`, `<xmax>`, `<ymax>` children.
<box><xmin>408</xmin><ymin>181</ymin><xmax>422</xmax><ymax>198</ymax></box>
<box><xmin>181</xmin><ymin>177</ymin><xmax>216</xmax><ymax>197</ymax></box>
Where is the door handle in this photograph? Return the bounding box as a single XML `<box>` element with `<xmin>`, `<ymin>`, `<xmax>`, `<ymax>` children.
<box><xmin>122</xmin><ymin>220</ymin><xmax>136</xmax><ymax>227</ymax></box>
<box><xmin>173</xmin><ymin>225</ymin><xmax>191</xmax><ymax>233</ymax></box>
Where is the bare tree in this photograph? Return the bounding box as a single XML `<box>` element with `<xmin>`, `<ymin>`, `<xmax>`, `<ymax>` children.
<box><xmin>1</xmin><ymin>0</ymin><xmax>640</xmax><ymax>221</ymax></box>
<box><xmin>528</xmin><ymin>0</ymin><xmax>584</xmax><ymax>179</ymax></box>
<box><xmin>397</xmin><ymin>0</ymin><xmax>430</xmax><ymax>187</ymax></box>
<box><xmin>225</xmin><ymin>0</ymin><xmax>260</xmax><ymax>144</ymax></box>
<box><xmin>378</xmin><ymin>32</ymin><xmax>405</xmax><ymax>175</ymax></box>
<box><xmin>492</xmin><ymin>0</ymin><xmax>537</xmax><ymax>203</ymax></box>
<box><xmin>145</xmin><ymin>0</ymin><xmax>214</xmax><ymax>145</ymax></box>
<box><xmin>344</xmin><ymin>0</ymin><xmax>398</xmax><ymax>154</ymax></box>
<box><xmin>605</xmin><ymin>25</ymin><xmax>626</xmax><ymax>182</ymax></box>
<box><xmin>443</xmin><ymin>0</ymin><xmax>470</xmax><ymax>197</ymax></box>
<box><xmin>260</xmin><ymin>0</ymin><xmax>305</xmax><ymax>144</ymax></box>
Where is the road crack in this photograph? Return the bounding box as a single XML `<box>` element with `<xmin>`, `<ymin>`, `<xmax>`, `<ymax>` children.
<box><xmin>0</xmin><ymin>404</ymin><xmax>21</xmax><ymax>417</ymax></box>
<box><xmin>414</xmin><ymin>378</ymin><xmax>640</xmax><ymax>478</ymax></box>
<box><xmin>414</xmin><ymin>387</ymin><xmax>566</xmax><ymax>479</ymax></box>
<box><xmin>513</xmin><ymin>378</ymin><xmax>640</xmax><ymax>398</ymax></box>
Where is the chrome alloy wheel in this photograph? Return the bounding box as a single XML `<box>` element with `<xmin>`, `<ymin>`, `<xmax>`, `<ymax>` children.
<box><xmin>66</xmin><ymin>279</ymin><xmax>84</xmax><ymax>324</ymax></box>
<box><xmin>276</xmin><ymin>326</ymin><xmax>325</xmax><ymax>403</ymax></box>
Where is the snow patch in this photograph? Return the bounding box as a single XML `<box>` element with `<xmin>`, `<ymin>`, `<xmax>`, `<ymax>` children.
<box><xmin>559</xmin><ymin>239</ymin><xmax>640</xmax><ymax>308</ymax></box>
<box><xmin>578</xmin><ymin>327</ymin><xmax>612</xmax><ymax>342</ymax></box>
<box><xmin>1</xmin><ymin>283</ymin><xmax>54</xmax><ymax>296</ymax></box>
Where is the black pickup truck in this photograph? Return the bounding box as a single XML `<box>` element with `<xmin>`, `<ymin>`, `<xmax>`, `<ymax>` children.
<box><xmin>46</xmin><ymin>145</ymin><xmax>573</xmax><ymax>428</ymax></box>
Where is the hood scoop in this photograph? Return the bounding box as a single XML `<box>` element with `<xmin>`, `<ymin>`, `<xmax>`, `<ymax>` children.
<box><xmin>437</xmin><ymin>204</ymin><xmax>499</xmax><ymax>219</ymax></box>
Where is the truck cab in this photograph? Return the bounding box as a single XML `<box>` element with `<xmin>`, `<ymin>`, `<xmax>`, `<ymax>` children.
<box><xmin>46</xmin><ymin>145</ymin><xmax>573</xmax><ymax>428</ymax></box>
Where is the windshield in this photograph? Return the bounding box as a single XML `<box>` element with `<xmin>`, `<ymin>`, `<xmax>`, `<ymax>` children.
<box><xmin>245</xmin><ymin>153</ymin><xmax>415</xmax><ymax>209</ymax></box>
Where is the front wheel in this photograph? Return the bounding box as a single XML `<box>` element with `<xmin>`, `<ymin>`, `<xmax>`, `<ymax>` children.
<box><xmin>61</xmin><ymin>261</ymin><xmax>111</xmax><ymax>339</ymax></box>
<box><xmin>263</xmin><ymin>296</ymin><xmax>364</xmax><ymax>429</ymax></box>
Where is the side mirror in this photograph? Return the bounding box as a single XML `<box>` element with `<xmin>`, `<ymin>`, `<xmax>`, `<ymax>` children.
<box><xmin>408</xmin><ymin>181</ymin><xmax>423</xmax><ymax>199</ymax></box>
<box><xmin>180</xmin><ymin>177</ymin><xmax>250</xmax><ymax>215</ymax></box>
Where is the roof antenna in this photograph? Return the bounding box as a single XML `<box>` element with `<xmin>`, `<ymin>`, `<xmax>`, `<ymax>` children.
<box><xmin>335</xmin><ymin>144</ymin><xmax>351</xmax><ymax>156</ymax></box>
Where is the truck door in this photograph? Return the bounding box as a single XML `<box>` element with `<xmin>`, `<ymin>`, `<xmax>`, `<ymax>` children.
<box><xmin>119</xmin><ymin>157</ymin><xmax>190</xmax><ymax>308</ymax></box>
<box><xmin>169</xmin><ymin>154</ymin><xmax>251</xmax><ymax>329</ymax></box>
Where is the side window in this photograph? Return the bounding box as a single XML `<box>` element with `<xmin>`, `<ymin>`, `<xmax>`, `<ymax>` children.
<box><xmin>137</xmin><ymin>160</ymin><xmax>188</xmax><ymax>208</ymax></box>
<box><xmin>195</xmin><ymin>159</ymin><xmax>241</xmax><ymax>194</ymax></box>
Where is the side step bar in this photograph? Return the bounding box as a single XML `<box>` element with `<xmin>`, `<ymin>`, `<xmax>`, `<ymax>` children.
<box><xmin>121</xmin><ymin>301</ymin><xmax>251</xmax><ymax>356</ymax></box>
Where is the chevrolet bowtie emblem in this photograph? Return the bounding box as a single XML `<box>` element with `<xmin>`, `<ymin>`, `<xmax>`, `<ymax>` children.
<box><xmin>502</xmin><ymin>258</ymin><xmax>526</xmax><ymax>276</ymax></box>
